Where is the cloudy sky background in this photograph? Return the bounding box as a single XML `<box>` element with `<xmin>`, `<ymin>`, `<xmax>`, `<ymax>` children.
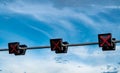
<box><xmin>0</xmin><ymin>0</ymin><xmax>120</xmax><ymax>73</ymax></box>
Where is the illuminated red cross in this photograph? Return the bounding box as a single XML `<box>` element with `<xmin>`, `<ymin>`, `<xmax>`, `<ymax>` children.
<box><xmin>10</xmin><ymin>44</ymin><xmax>19</xmax><ymax>53</ymax></box>
<box><xmin>100</xmin><ymin>35</ymin><xmax>111</xmax><ymax>47</ymax></box>
<box><xmin>52</xmin><ymin>41</ymin><xmax>61</xmax><ymax>51</ymax></box>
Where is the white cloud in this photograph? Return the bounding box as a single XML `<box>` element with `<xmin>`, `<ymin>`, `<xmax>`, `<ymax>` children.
<box><xmin>103</xmin><ymin>5</ymin><xmax>120</xmax><ymax>9</ymax></box>
<box><xmin>26</xmin><ymin>24</ymin><xmax>52</xmax><ymax>38</ymax></box>
<box><xmin>5</xmin><ymin>2</ymin><xmax>80</xmax><ymax>38</ymax></box>
<box><xmin>2</xmin><ymin>0</ymin><xmax>119</xmax><ymax>35</ymax></box>
<box><xmin>0</xmin><ymin>31</ymin><xmax>35</xmax><ymax>47</ymax></box>
<box><xmin>69</xmin><ymin>46</ymin><xmax>120</xmax><ymax>65</ymax></box>
<box><xmin>0</xmin><ymin>46</ymin><xmax>120</xmax><ymax>73</ymax></box>
<box><xmin>0</xmin><ymin>52</ymin><xmax>103</xmax><ymax>73</ymax></box>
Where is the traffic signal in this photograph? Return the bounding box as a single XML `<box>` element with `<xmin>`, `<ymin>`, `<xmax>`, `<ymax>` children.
<box><xmin>50</xmin><ymin>39</ymin><xmax>62</xmax><ymax>51</ymax></box>
<box><xmin>102</xmin><ymin>38</ymin><xmax>116</xmax><ymax>51</ymax></box>
<box><xmin>98</xmin><ymin>33</ymin><xmax>116</xmax><ymax>51</ymax></box>
<box><xmin>8</xmin><ymin>42</ymin><xmax>27</xmax><ymax>55</ymax></box>
<box><xmin>98</xmin><ymin>33</ymin><xmax>112</xmax><ymax>47</ymax></box>
<box><xmin>8</xmin><ymin>42</ymin><xmax>19</xmax><ymax>54</ymax></box>
<box><xmin>50</xmin><ymin>39</ymin><xmax>69</xmax><ymax>53</ymax></box>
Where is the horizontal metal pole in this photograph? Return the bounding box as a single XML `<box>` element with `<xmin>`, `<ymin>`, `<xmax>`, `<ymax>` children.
<box><xmin>0</xmin><ymin>49</ymin><xmax>8</xmax><ymax>51</ymax></box>
<box><xmin>115</xmin><ymin>40</ymin><xmax>120</xmax><ymax>43</ymax></box>
<box><xmin>27</xmin><ymin>46</ymin><xmax>50</xmax><ymax>50</ymax></box>
<box><xmin>68</xmin><ymin>42</ymin><xmax>98</xmax><ymax>47</ymax></box>
<box><xmin>0</xmin><ymin>40</ymin><xmax>120</xmax><ymax>51</ymax></box>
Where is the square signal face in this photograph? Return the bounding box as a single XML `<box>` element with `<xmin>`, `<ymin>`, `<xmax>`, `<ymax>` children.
<box><xmin>8</xmin><ymin>42</ymin><xmax>19</xmax><ymax>54</ymax></box>
<box><xmin>98</xmin><ymin>33</ymin><xmax>112</xmax><ymax>47</ymax></box>
<box><xmin>50</xmin><ymin>39</ymin><xmax>62</xmax><ymax>51</ymax></box>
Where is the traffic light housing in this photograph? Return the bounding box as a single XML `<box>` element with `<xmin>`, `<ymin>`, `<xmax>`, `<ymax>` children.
<box><xmin>98</xmin><ymin>33</ymin><xmax>112</xmax><ymax>47</ymax></box>
<box><xmin>98</xmin><ymin>33</ymin><xmax>116</xmax><ymax>51</ymax></box>
<box><xmin>62</xmin><ymin>42</ymin><xmax>69</xmax><ymax>53</ymax></box>
<box><xmin>8</xmin><ymin>42</ymin><xmax>27</xmax><ymax>55</ymax></box>
<box><xmin>50</xmin><ymin>39</ymin><xmax>69</xmax><ymax>54</ymax></box>
<box><xmin>50</xmin><ymin>39</ymin><xmax>62</xmax><ymax>51</ymax></box>
<box><xmin>8</xmin><ymin>42</ymin><xmax>19</xmax><ymax>54</ymax></box>
<box><xmin>112</xmin><ymin>38</ymin><xmax>116</xmax><ymax>50</ymax></box>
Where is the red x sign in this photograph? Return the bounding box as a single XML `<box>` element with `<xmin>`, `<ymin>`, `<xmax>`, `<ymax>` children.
<box><xmin>52</xmin><ymin>41</ymin><xmax>61</xmax><ymax>50</ymax></box>
<box><xmin>8</xmin><ymin>42</ymin><xmax>19</xmax><ymax>54</ymax></box>
<box><xmin>50</xmin><ymin>39</ymin><xmax>62</xmax><ymax>51</ymax></box>
<box><xmin>98</xmin><ymin>33</ymin><xmax>112</xmax><ymax>47</ymax></box>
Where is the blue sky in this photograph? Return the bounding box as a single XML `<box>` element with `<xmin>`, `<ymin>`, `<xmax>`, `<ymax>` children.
<box><xmin>0</xmin><ymin>0</ymin><xmax>120</xmax><ymax>73</ymax></box>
